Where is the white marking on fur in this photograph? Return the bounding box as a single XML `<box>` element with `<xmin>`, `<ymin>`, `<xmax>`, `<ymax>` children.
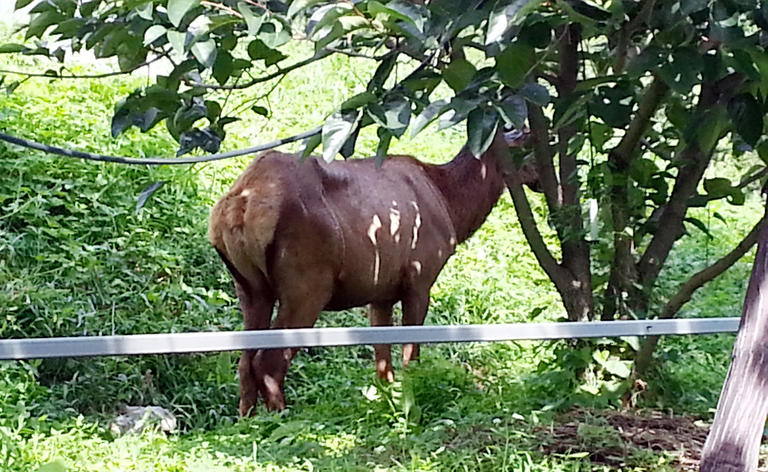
<box><xmin>449</xmin><ymin>236</ymin><xmax>457</xmax><ymax>247</ymax></box>
<box><xmin>411</xmin><ymin>260</ymin><xmax>422</xmax><ymax>275</ymax></box>
<box><xmin>389</xmin><ymin>207</ymin><xmax>401</xmax><ymax>242</ymax></box>
<box><xmin>411</xmin><ymin>202</ymin><xmax>421</xmax><ymax>249</ymax></box>
<box><xmin>481</xmin><ymin>163</ymin><xmax>487</xmax><ymax>180</ymax></box>
<box><xmin>240</xmin><ymin>189</ymin><xmax>251</xmax><ymax>197</ymax></box>
<box><xmin>368</xmin><ymin>215</ymin><xmax>383</xmax><ymax>285</ymax></box>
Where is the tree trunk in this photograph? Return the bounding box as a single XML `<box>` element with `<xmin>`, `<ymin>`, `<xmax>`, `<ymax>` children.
<box><xmin>700</xmin><ymin>219</ymin><xmax>768</xmax><ymax>471</ymax></box>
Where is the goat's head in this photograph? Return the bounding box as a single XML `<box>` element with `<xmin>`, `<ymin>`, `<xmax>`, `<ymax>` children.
<box><xmin>500</xmin><ymin>127</ymin><xmax>542</xmax><ymax>193</ymax></box>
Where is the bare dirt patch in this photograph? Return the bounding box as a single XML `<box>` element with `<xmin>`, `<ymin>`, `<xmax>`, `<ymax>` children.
<box><xmin>535</xmin><ymin>408</ymin><xmax>709</xmax><ymax>470</ymax></box>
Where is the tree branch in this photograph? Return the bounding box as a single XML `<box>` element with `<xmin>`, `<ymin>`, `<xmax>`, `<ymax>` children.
<box><xmin>503</xmin><ymin>172</ymin><xmax>571</xmax><ymax>290</ymax></box>
<box><xmin>0</xmin><ymin>53</ymin><xmax>167</xmax><ymax>80</ymax></box>
<box><xmin>193</xmin><ymin>49</ymin><xmax>334</xmax><ymax>90</ymax></box>
<box><xmin>0</xmin><ymin>126</ymin><xmax>321</xmax><ymax>166</ymax></box>
<box><xmin>554</xmin><ymin>23</ymin><xmax>593</xmax><ymax>321</ymax></box>
<box><xmin>614</xmin><ymin>0</ymin><xmax>657</xmax><ymax>73</ymax></box>
<box><xmin>638</xmin><ymin>74</ymin><xmax>746</xmax><ymax>287</ymax></box>
<box><xmin>611</xmin><ymin>78</ymin><xmax>669</xmax><ymax>164</ymax></box>
<box><xmin>603</xmin><ymin>78</ymin><xmax>669</xmax><ymax>319</ymax></box>
<box><xmin>634</xmin><ymin>211</ymin><xmax>768</xmax><ymax>375</ymax></box>
<box><xmin>528</xmin><ymin>104</ymin><xmax>561</xmax><ymax>210</ymax></box>
<box><xmin>636</xmin><ymin>145</ymin><xmax>712</xmax><ymax>286</ymax></box>
<box><xmin>201</xmin><ymin>1</ymin><xmax>243</xmax><ymax>17</ymax></box>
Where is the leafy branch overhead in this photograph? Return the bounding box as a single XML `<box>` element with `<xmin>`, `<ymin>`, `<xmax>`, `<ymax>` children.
<box><xmin>4</xmin><ymin>0</ymin><xmax>551</xmax><ymax>157</ymax></box>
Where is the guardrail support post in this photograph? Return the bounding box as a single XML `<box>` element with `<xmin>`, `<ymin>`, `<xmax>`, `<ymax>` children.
<box><xmin>701</xmin><ymin>221</ymin><xmax>768</xmax><ymax>471</ymax></box>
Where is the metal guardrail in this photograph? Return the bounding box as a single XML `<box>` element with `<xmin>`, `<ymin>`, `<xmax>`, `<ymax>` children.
<box><xmin>0</xmin><ymin>317</ymin><xmax>741</xmax><ymax>360</ymax></box>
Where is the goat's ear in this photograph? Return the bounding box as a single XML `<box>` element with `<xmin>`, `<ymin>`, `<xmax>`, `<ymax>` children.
<box><xmin>503</xmin><ymin>128</ymin><xmax>529</xmax><ymax>147</ymax></box>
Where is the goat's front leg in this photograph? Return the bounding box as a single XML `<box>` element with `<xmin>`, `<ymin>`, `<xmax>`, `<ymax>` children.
<box><xmin>401</xmin><ymin>290</ymin><xmax>430</xmax><ymax>368</ymax></box>
<box><xmin>369</xmin><ymin>302</ymin><xmax>395</xmax><ymax>382</ymax></box>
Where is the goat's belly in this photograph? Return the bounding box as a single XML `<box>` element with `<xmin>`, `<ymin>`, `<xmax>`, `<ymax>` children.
<box><xmin>323</xmin><ymin>279</ymin><xmax>401</xmax><ymax>311</ymax></box>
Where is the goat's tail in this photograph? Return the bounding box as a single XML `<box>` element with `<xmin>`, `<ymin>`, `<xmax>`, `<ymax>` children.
<box><xmin>208</xmin><ymin>193</ymin><xmax>279</xmax><ymax>283</ymax></box>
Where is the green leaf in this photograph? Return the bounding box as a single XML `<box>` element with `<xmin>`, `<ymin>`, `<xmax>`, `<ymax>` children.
<box><xmin>168</xmin><ymin>0</ymin><xmax>200</xmax><ymax>27</ymax></box>
<box><xmin>288</xmin><ymin>0</ymin><xmax>325</xmax><ymax>18</ymax></box>
<box><xmin>442</xmin><ymin>58</ymin><xmax>476</xmax><ymax>92</ymax></box>
<box><xmin>205</xmin><ymin>100</ymin><xmax>222</xmax><ymax>122</ymax></box>
<box><xmin>51</xmin><ymin>18</ymin><xmax>86</xmax><ymax>37</ymax></box>
<box><xmin>144</xmin><ymin>25</ymin><xmax>167</xmax><ymax>46</ymax></box>
<box><xmin>680</xmin><ymin>0</ymin><xmax>708</xmax><ymax>16</ymax></box>
<box><xmin>485</xmin><ymin>0</ymin><xmax>533</xmax><ymax>45</ymax></box>
<box><xmin>258</xmin><ymin>21</ymin><xmax>291</xmax><ymax>48</ymax></box>
<box><xmin>658</xmin><ymin>47</ymin><xmax>703</xmax><ymax>94</ymax></box>
<box><xmin>603</xmin><ymin>359</ymin><xmax>631</xmax><ymax>379</ymax></box>
<box><xmin>15</xmin><ymin>0</ymin><xmax>36</xmax><ymax>9</ymax></box>
<box><xmin>80</xmin><ymin>0</ymin><xmax>102</xmax><ymax>16</ymax></box>
<box><xmin>367</xmin><ymin>1</ymin><xmax>423</xmax><ymax>30</ymax></box>
<box><xmin>756</xmin><ymin>141</ymin><xmax>768</xmax><ymax>165</ymax></box>
<box><xmin>26</xmin><ymin>10</ymin><xmax>66</xmax><ymax>39</ymax></box>
<box><xmin>177</xmin><ymin>127</ymin><xmax>222</xmax><ymax>155</ymax></box>
<box><xmin>367</xmin><ymin>95</ymin><xmax>411</xmax><ymax>138</ymax></box>
<box><xmin>565</xmin><ymin>0</ymin><xmax>611</xmax><ymax>21</ymax></box>
<box><xmin>496</xmin><ymin>44</ymin><xmax>534</xmax><ymax>88</ymax></box>
<box><xmin>703</xmin><ymin>177</ymin><xmax>734</xmax><ymax>199</ymax></box>
<box><xmin>191</xmin><ymin>39</ymin><xmax>217</xmax><ymax>68</ymax></box>
<box><xmin>520</xmin><ymin>83</ymin><xmax>550</xmax><ymax>106</ymax></box>
<box><xmin>339</xmin><ymin>122</ymin><xmax>361</xmax><ymax>158</ymax></box>
<box><xmin>212</xmin><ymin>49</ymin><xmax>233</xmax><ymax>84</ymax></box>
<box><xmin>410</xmin><ymin>99</ymin><xmax>449</xmax><ymax>137</ymax></box>
<box><xmin>0</xmin><ymin>44</ymin><xmax>26</xmax><ymax>54</ymax></box>
<box><xmin>685</xmin><ymin>217</ymin><xmax>713</xmax><ymax>238</ymax></box>
<box><xmin>728</xmin><ymin>94</ymin><xmax>763</xmax><ymax>147</ymax></box>
<box><xmin>438</xmin><ymin>97</ymin><xmax>482</xmax><ymax>130</ymax></box>
<box><xmin>251</xmin><ymin>105</ymin><xmax>268</xmax><ymax>116</ymax></box>
<box><xmin>690</xmin><ymin>105</ymin><xmax>728</xmax><ymax>152</ymax></box>
<box><xmin>467</xmin><ymin>107</ymin><xmax>500</xmax><ymax>157</ymax></box>
<box><xmin>171</xmin><ymin>97</ymin><xmax>208</xmax><ymax>138</ymax></box>
<box><xmin>368</xmin><ymin>53</ymin><xmax>397</xmax><ymax>92</ymax></box>
<box><xmin>496</xmin><ymin>95</ymin><xmax>527</xmax><ymax>129</ymax></box>
<box><xmin>589</xmin><ymin>122</ymin><xmax>613</xmax><ymax>152</ymax></box>
<box><xmin>137</xmin><ymin>2</ymin><xmax>154</xmax><ymax>20</ymax></box>
<box><xmin>238</xmin><ymin>2</ymin><xmax>265</xmax><ymax>35</ymax></box>
<box><xmin>246</xmin><ymin>39</ymin><xmax>286</xmax><ymax>66</ymax></box>
<box><xmin>307</xmin><ymin>3</ymin><xmax>353</xmax><ymax>38</ymax></box>
<box><xmin>166</xmin><ymin>30</ymin><xmax>188</xmax><ymax>55</ymax></box>
<box><xmin>341</xmin><ymin>92</ymin><xmax>376</xmax><ymax>110</ymax></box>
<box><xmin>299</xmin><ymin>133</ymin><xmax>322</xmax><ymax>159</ymax></box>
<box><xmin>322</xmin><ymin>110</ymin><xmax>361</xmax><ymax>162</ymax></box>
<box><xmin>136</xmin><ymin>181</ymin><xmax>165</xmax><ymax>214</ymax></box>
<box><xmin>375</xmin><ymin>128</ymin><xmax>393</xmax><ymax>168</ymax></box>
<box><xmin>401</xmin><ymin>70</ymin><xmax>441</xmax><ymax>94</ymax></box>
<box><xmin>590</xmin><ymin>84</ymin><xmax>635</xmax><ymax>128</ymax></box>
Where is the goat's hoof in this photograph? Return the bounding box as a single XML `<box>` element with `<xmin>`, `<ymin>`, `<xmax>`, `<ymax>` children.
<box><xmin>377</xmin><ymin>369</ymin><xmax>395</xmax><ymax>383</ymax></box>
<box><xmin>239</xmin><ymin>399</ymin><xmax>257</xmax><ymax>417</ymax></box>
<box><xmin>265</xmin><ymin>396</ymin><xmax>286</xmax><ymax>411</ymax></box>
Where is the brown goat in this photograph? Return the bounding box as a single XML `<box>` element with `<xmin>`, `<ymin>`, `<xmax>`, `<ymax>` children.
<box><xmin>209</xmin><ymin>129</ymin><xmax>536</xmax><ymax>413</ymax></box>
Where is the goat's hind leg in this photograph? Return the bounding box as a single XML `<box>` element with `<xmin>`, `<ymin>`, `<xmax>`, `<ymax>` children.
<box><xmin>252</xmin><ymin>273</ymin><xmax>333</xmax><ymax>411</ymax></box>
<box><xmin>233</xmin><ymin>274</ymin><xmax>275</xmax><ymax>417</ymax></box>
<box><xmin>369</xmin><ymin>302</ymin><xmax>395</xmax><ymax>382</ymax></box>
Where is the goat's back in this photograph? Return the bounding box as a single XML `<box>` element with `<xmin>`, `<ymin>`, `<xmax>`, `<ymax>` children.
<box><xmin>209</xmin><ymin>151</ymin><xmax>457</xmax><ymax>308</ymax></box>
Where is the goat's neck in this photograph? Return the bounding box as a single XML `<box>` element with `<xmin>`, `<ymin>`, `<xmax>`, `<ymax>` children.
<box><xmin>426</xmin><ymin>136</ymin><xmax>506</xmax><ymax>243</ymax></box>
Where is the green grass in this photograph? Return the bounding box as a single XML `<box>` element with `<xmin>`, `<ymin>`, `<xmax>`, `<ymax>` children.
<box><xmin>0</xmin><ymin>23</ymin><xmax>761</xmax><ymax>471</ymax></box>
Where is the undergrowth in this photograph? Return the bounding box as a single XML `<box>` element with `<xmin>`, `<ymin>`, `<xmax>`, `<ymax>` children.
<box><xmin>0</xmin><ymin>19</ymin><xmax>758</xmax><ymax>472</ymax></box>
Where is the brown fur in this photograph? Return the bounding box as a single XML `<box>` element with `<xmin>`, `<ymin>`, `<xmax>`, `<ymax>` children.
<box><xmin>209</xmin><ymin>130</ymin><xmax>536</xmax><ymax>413</ymax></box>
